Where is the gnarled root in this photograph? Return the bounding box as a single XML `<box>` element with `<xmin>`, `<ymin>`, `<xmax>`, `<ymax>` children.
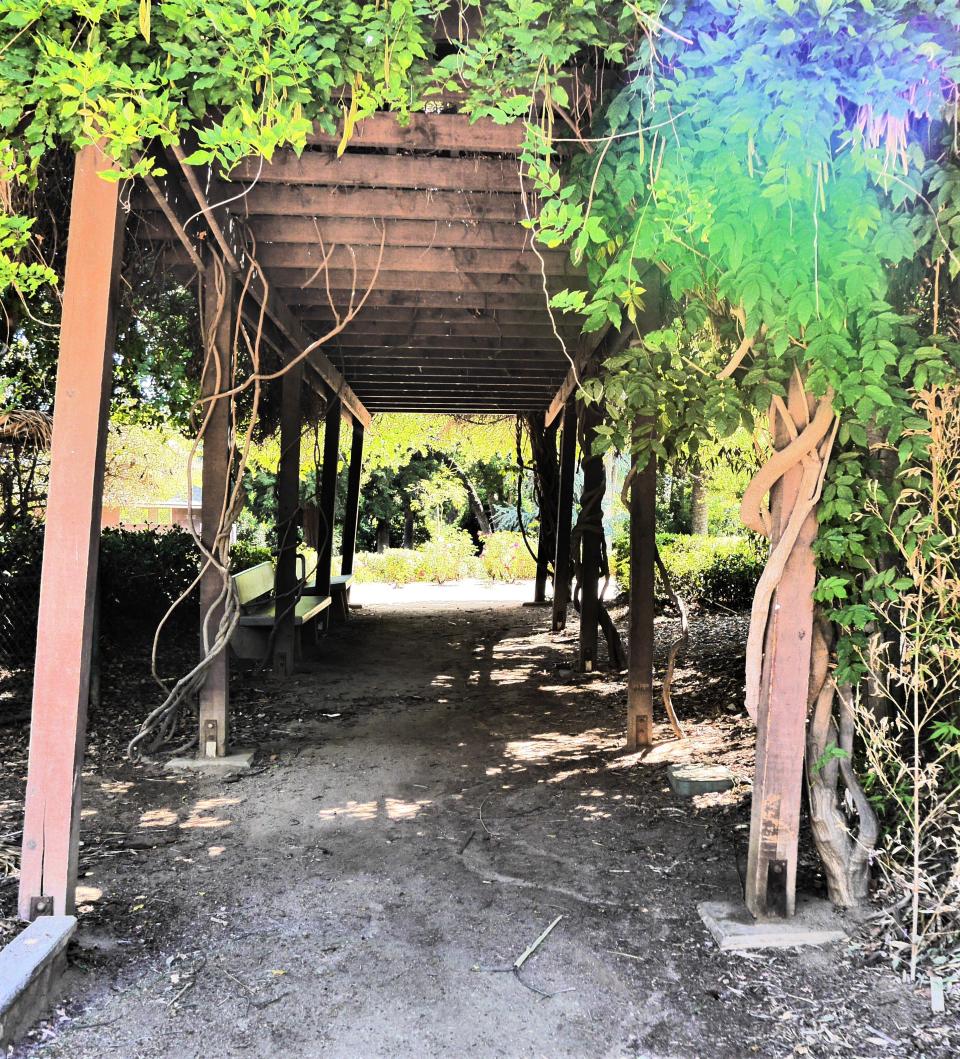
<box><xmin>806</xmin><ymin>618</ymin><xmax>880</xmax><ymax>907</ymax></box>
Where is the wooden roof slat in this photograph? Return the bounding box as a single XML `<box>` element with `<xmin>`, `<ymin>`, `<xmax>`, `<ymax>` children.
<box><xmin>327</xmin><ymin>335</ymin><xmax>563</xmax><ymax>351</ymax></box>
<box><xmin>305</xmin><ymin>320</ymin><xmax>576</xmax><ymax>340</ymax></box>
<box><xmin>296</xmin><ymin>306</ymin><xmax>577</xmax><ymax>328</ymax></box>
<box><xmin>143</xmin><ymin>212</ymin><xmax>540</xmax><ymax>252</ymax></box>
<box><xmin>288</xmin><ymin>289</ymin><xmax>563</xmax><ymax>311</ymax></box>
<box><xmin>254</xmin><ymin>244</ymin><xmax>572</xmax><ymax>277</ymax></box>
<box><xmin>307</xmin><ymin>113</ymin><xmax>524</xmax><ymax>153</ymax></box>
<box><xmin>228</xmin><ymin>186</ymin><xmax>525</xmax><ymax>222</ymax></box>
<box><xmin>230</xmin><ymin>152</ymin><xmax>527</xmax><ymax>193</ymax></box>
<box><xmin>269</xmin><ymin>269</ymin><xmax>581</xmax><ymax>294</ymax></box>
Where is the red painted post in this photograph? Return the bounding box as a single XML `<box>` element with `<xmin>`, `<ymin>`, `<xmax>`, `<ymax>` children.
<box><xmin>198</xmin><ymin>264</ymin><xmax>234</xmax><ymax>756</ymax></box>
<box><xmin>552</xmin><ymin>398</ymin><xmax>577</xmax><ymax>632</ymax></box>
<box><xmin>627</xmin><ymin>442</ymin><xmax>656</xmax><ymax>751</ymax></box>
<box><xmin>745</xmin><ymin>377</ymin><xmax>820</xmax><ymax>918</ymax></box>
<box><xmin>273</xmin><ymin>358</ymin><xmax>303</xmax><ymax>676</ymax></box>
<box><xmin>18</xmin><ymin>145</ymin><xmax>124</xmax><ymax>920</ymax></box>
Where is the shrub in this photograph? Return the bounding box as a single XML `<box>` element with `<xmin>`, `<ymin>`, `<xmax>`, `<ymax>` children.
<box><xmin>481</xmin><ymin>531</ymin><xmax>538</xmax><ymax>582</ymax></box>
<box><xmin>612</xmin><ymin>530</ymin><xmax>764</xmax><ymax>610</ymax></box>
<box><xmin>417</xmin><ymin>525</ymin><xmax>480</xmax><ymax>584</ymax></box>
<box><xmin>230</xmin><ymin>539</ymin><xmax>273</xmax><ymax>571</ymax></box>
<box><xmin>352</xmin><ymin>527</ymin><xmax>481</xmax><ymax>586</ymax></box>
<box><xmin>353</xmin><ymin>549</ymin><xmax>420</xmax><ymax>585</ymax></box>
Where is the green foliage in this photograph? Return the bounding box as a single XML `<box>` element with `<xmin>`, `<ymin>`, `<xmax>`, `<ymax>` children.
<box><xmin>416</xmin><ymin>524</ymin><xmax>479</xmax><ymax>584</ymax></box>
<box><xmin>0</xmin><ymin>522</ymin><xmax>203</xmax><ymax>651</ymax></box>
<box><xmin>230</xmin><ymin>538</ymin><xmax>273</xmax><ymax>570</ymax></box>
<box><xmin>480</xmin><ymin>530</ymin><xmax>537</xmax><ymax>582</ymax></box>
<box><xmin>98</xmin><ymin>525</ymin><xmax>200</xmax><ymax>630</ymax></box>
<box><xmin>612</xmin><ymin>530</ymin><xmax>765</xmax><ymax>610</ymax></box>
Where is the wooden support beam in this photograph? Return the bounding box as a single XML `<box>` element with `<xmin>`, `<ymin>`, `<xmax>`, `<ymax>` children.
<box><xmin>314</xmin><ymin>397</ymin><xmax>342</xmax><ymax>627</ymax></box>
<box><xmin>273</xmin><ymin>358</ymin><xmax>303</xmax><ymax>677</ymax></box>
<box><xmin>745</xmin><ymin>377</ymin><xmax>820</xmax><ymax>919</ymax></box>
<box><xmin>198</xmin><ymin>265</ymin><xmax>234</xmax><ymax>758</ymax></box>
<box><xmin>626</xmin><ymin>437</ymin><xmax>657</xmax><ymax>751</ymax></box>
<box><xmin>230</xmin><ymin>152</ymin><xmax>527</xmax><ymax>193</ymax></box>
<box><xmin>341</xmin><ymin>419</ymin><xmax>364</xmax><ymax>577</ymax></box>
<box><xmin>552</xmin><ymin>398</ymin><xmax>577</xmax><ymax>633</ymax></box>
<box><xmin>19</xmin><ymin>145</ymin><xmax>124</xmax><ymax>920</ymax></box>
<box><xmin>577</xmin><ymin>402</ymin><xmax>604</xmax><ymax>672</ymax></box>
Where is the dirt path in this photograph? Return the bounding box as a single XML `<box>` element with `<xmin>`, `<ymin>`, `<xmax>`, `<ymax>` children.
<box><xmin>8</xmin><ymin>599</ymin><xmax>958</xmax><ymax>1058</ymax></box>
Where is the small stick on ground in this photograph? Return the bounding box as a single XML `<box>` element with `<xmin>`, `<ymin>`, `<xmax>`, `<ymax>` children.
<box><xmin>514</xmin><ymin>914</ymin><xmax>563</xmax><ymax>971</ymax></box>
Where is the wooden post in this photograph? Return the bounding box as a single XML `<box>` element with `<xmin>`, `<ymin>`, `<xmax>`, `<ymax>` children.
<box><xmin>578</xmin><ymin>402</ymin><xmax>604</xmax><ymax>671</ymax></box>
<box><xmin>745</xmin><ymin>377</ymin><xmax>820</xmax><ymax>918</ymax></box>
<box><xmin>315</xmin><ymin>396</ymin><xmax>342</xmax><ymax>627</ymax></box>
<box><xmin>273</xmin><ymin>359</ymin><xmax>303</xmax><ymax>676</ymax></box>
<box><xmin>626</xmin><ymin>442</ymin><xmax>657</xmax><ymax>750</ymax></box>
<box><xmin>18</xmin><ymin>145</ymin><xmax>123</xmax><ymax>920</ymax></box>
<box><xmin>533</xmin><ymin>517</ymin><xmax>550</xmax><ymax>603</ymax></box>
<box><xmin>340</xmin><ymin>418</ymin><xmax>364</xmax><ymax>576</ymax></box>
<box><xmin>198</xmin><ymin>263</ymin><xmax>234</xmax><ymax>758</ymax></box>
<box><xmin>552</xmin><ymin>397</ymin><xmax>577</xmax><ymax>632</ymax></box>
<box><xmin>531</xmin><ymin>417</ymin><xmax>558</xmax><ymax>604</ymax></box>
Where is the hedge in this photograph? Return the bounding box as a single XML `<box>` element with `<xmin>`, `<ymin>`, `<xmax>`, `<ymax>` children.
<box><xmin>611</xmin><ymin>530</ymin><xmax>764</xmax><ymax>611</ymax></box>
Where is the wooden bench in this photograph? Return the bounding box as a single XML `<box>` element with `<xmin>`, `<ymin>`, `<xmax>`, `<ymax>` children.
<box><xmin>230</xmin><ymin>560</ymin><xmax>331</xmax><ymax>662</ymax></box>
<box><xmin>330</xmin><ymin>573</ymin><xmax>354</xmax><ymax>622</ymax></box>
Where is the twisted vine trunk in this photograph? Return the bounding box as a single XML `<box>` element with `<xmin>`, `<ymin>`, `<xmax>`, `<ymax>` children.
<box><xmin>741</xmin><ymin>370</ymin><xmax>877</xmax><ymax>912</ymax></box>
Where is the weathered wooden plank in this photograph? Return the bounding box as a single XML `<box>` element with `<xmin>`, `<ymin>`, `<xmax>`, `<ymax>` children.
<box><xmin>329</xmin><ymin>332</ymin><xmax>564</xmax><ymax>350</ymax></box>
<box><xmin>308</xmin><ymin>112</ymin><xmax>525</xmax><ymax>153</ymax></box>
<box><xmin>288</xmin><ymin>288</ymin><xmax>559</xmax><ymax>311</ymax></box>
<box><xmin>230</xmin><ymin>152</ymin><xmax>525</xmax><ymax>192</ymax></box>
<box><xmin>255</xmin><ymin>243</ymin><xmax>573</xmax><ymax>276</ymax></box>
<box><xmin>228</xmin><ymin>185</ymin><xmax>525</xmax><ymax>222</ymax></box>
<box><xmin>18</xmin><ymin>145</ymin><xmax>123</xmax><ymax>921</ymax></box>
<box><xmin>271</xmin><ymin>268</ymin><xmax>581</xmax><ymax>294</ymax></box>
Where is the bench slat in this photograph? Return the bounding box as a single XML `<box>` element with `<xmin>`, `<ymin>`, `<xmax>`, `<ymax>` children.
<box><xmin>239</xmin><ymin>594</ymin><xmax>332</xmax><ymax>628</ymax></box>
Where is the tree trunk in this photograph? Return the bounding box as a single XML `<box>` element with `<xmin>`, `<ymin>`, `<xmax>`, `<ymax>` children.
<box><xmin>376</xmin><ymin>519</ymin><xmax>391</xmax><ymax>553</ymax></box>
<box><xmin>440</xmin><ymin>454</ymin><xmax>492</xmax><ymax>535</ymax></box>
<box><xmin>690</xmin><ymin>463</ymin><xmax>708</xmax><ymax>535</ymax></box>
<box><xmin>402</xmin><ymin>502</ymin><xmax>414</xmax><ymax>548</ymax></box>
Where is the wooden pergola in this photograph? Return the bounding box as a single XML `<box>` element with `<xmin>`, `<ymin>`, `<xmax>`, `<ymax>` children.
<box><xmin>15</xmin><ymin>105</ymin><xmax>810</xmax><ymax>935</ymax></box>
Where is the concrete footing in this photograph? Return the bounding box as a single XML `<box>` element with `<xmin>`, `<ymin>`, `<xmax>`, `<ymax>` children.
<box><xmin>668</xmin><ymin>763</ymin><xmax>736</xmax><ymax>796</ymax></box>
<box><xmin>166</xmin><ymin>750</ymin><xmax>254</xmax><ymax>773</ymax></box>
<box><xmin>698</xmin><ymin>897</ymin><xmax>847</xmax><ymax>951</ymax></box>
<box><xmin>0</xmin><ymin>915</ymin><xmax>76</xmax><ymax>1047</ymax></box>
